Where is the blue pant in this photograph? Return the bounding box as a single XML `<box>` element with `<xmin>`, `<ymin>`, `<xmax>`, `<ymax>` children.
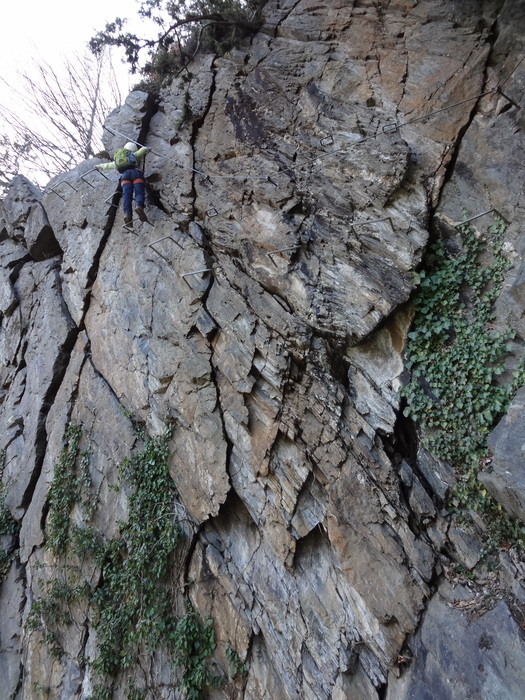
<box><xmin>120</xmin><ymin>168</ymin><xmax>145</xmax><ymax>217</ymax></box>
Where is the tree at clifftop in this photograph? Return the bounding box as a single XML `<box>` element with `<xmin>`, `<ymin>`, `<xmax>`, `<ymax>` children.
<box><xmin>89</xmin><ymin>0</ymin><xmax>264</xmax><ymax>79</ymax></box>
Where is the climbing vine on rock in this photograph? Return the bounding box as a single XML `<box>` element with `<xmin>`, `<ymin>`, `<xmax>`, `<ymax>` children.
<box><xmin>402</xmin><ymin>213</ymin><xmax>525</xmax><ymax>549</ymax></box>
<box><xmin>0</xmin><ymin>448</ymin><xmax>20</xmax><ymax>582</ymax></box>
<box><xmin>90</xmin><ymin>426</ymin><xmax>182</xmax><ymax>691</ymax></box>
<box><xmin>26</xmin><ymin>422</ymin><xmax>221</xmax><ymax>700</ymax></box>
<box><xmin>26</xmin><ymin>423</ymin><xmax>95</xmax><ymax>660</ymax></box>
<box><xmin>173</xmin><ymin>605</ymin><xmax>221</xmax><ymax>699</ymax></box>
<box><xmin>46</xmin><ymin>423</ymin><xmax>84</xmax><ymax>555</ymax></box>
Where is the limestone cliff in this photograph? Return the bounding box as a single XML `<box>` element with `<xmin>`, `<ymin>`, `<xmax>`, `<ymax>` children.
<box><xmin>1</xmin><ymin>1</ymin><xmax>525</xmax><ymax>698</ymax></box>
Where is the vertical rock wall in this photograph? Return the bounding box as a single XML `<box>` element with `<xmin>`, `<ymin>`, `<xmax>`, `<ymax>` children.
<box><xmin>1</xmin><ymin>1</ymin><xmax>525</xmax><ymax>698</ymax></box>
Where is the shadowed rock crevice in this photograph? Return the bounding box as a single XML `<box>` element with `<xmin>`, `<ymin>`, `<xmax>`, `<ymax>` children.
<box><xmin>77</xmin><ymin>194</ymin><xmax>121</xmax><ymax>328</ymax></box>
<box><xmin>433</xmin><ymin>27</ymin><xmax>500</xmax><ymax>214</ymax></box>
<box><xmin>190</xmin><ymin>66</ymin><xmax>218</xmax><ymax>217</ymax></box>
<box><xmin>19</xmin><ymin>319</ymin><xmax>79</xmax><ymax>512</ymax></box>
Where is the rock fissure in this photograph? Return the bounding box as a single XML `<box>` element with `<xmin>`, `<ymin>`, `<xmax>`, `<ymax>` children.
<box><xmin>190</xmin><ymin>66</ymin><xmax>218</xmax><ymax>219</ymax></box>
<box><xmin>20</xmin><ymin>320</ymin><xmax>79</xmax><ymax>514</ymax></box>
<box><xmin>269</xmin><ymin>0</ymin><xmax>305</xmax><ymax>38</ymax></box>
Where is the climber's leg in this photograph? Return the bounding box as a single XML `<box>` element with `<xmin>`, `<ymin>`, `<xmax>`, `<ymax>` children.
<box><xmin>133</xmin><ymin>174</ymin><xmax>145</xmax><ymax>206</ymax></box>
<box><xmin>120</xmin><ymin>170</ymin><xmax>135</xmax><ymax>219</ymax></box>
<box><xmin>132</xmin><ymin>170</ymin><xmax>147</xmax><ymax>221</ymax></box>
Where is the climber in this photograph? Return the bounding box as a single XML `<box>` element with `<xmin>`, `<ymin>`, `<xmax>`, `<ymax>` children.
<box><xmin>95</xmin><ymin>142</ymin><xmax>150</xmax><ymax>227</ymax></box>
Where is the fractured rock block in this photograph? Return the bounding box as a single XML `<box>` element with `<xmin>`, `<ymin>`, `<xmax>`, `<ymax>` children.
<box><xmin>25</xmin><ymin>203</ymin><xmax>62</xmax><ymax>261</ymax></box>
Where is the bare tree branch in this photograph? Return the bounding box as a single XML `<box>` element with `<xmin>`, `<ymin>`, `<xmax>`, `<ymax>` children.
<box><xmin>89</xmin><ymin>0</ymin><xmax>264</xmax><ymax>74</ymax></box>
<box><xmin>0</xmin><ymin>135</ymin><xmax>32</xmax><ymax>194</ymax></box>
<box><xmin>0</xmin><ymin>48</ymin><xmax>125</xmax><ymax>188</ymax></box>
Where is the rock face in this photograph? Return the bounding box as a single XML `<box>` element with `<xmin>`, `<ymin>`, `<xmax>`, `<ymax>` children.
<box><xmin>386</xmin><ymin>581</ymin><xmax>525</xmax><ymax>700</ymax></box>
<box><xmin>1</xmin><ymin>1</ymin><xmax>525</xmax><ymax>698</ymax></box>
<box><xmin>479</xmin><ymin>388</ymin><xmax>525</xmax><ymax>523</ymax></box>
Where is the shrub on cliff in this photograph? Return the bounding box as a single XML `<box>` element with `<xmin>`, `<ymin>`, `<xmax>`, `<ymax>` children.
<box><xmin>90</xmin><ymin>0</ymin><xmax>265</xmax><ymax>90</ymax></box>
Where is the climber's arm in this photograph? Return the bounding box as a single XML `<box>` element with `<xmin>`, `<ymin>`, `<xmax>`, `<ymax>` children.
<box><xmin>135</xmin><ymin>147</ymin><xmax>151</xmax><ymax>161</ymax></box>
<box><xmin>95</xmin><ymin>161</ymin><xmax>116</xmax><ymax>171</ymax></box>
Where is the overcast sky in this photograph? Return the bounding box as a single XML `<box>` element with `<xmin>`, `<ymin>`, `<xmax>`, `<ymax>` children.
<box><xmin>0</xmin><ymin>0</ymin><xmax>159</xmax><ymax>185</ymax></box>
<box><xmin>1</xmin><ymin>0</ymin><xmax>141</xmax><ymax>91</ymax></box>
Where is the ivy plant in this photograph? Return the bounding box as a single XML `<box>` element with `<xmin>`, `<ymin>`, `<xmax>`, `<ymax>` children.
<box><xmin>172</xmin><ymin>605</ymin><xmax>221</xmax><ymax>699</ymax></box>
<box><xmin>0</xmin><ymin>448</ymin><xmax>20</xmax><ymax>581</ymax></box>
<box><xmin>27</xmin><ymin>421</ymin><xmax>221</xmax><ymax>700</ymax></box>
<box><xmin>402</xmin><ymin>213</ymin><xmax>525</xmax><ymax>550</ymax></box>
<box><xmin>45</xmin><ymin>423</ymin><xmax>83</xmax><ymax>555</ymax></box>
<box><xmin>90</xmin><ymin>426</ymin><xmax>182</xmax><ymax>683</ymax></box>
<box><xmin>226</xmin><ymin>645</ymin><xmax>247</xmax><ymax>680</ymax></box>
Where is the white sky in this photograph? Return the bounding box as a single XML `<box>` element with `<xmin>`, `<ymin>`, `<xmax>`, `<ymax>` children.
<box><xmin>1</xmin><ymin>0</ymin><xmax>142</xmax><ymax>94</ymax></box>
<box><xmin>0</xmin><ymin>0</ymin><xmax>161</xmax><ymax>185</ymax></box>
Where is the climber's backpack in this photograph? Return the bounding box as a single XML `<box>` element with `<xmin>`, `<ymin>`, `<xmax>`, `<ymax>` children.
<box><xmin>114</xmin><ymin>148</ymin><xmax>138</xmax><ymax>173</ymax></box>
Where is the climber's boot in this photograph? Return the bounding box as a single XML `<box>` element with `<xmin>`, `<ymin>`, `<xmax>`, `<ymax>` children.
<box><xmin>135</xmin><ymin>206</ymin><xmax>148</xmax><ymax>223</ymax></box>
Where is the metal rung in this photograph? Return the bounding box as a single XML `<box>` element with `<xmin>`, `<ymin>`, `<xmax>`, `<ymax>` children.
<box><xmin>149</xmin><ymin>235</ymin><xmax>184</xmax><ymax>250</ymax></box>
<box><xmin>149</xmin><ymin>235</ymin><xmax>184</xmax><ymax>262</ymax></box>
<box><xmin>453</xmin><ymin>208</ymin><xmax>508</xmax><ymax>227</ymax></box>
<box><xmin>46</xmin><ymin>180</ymin><xmax>77</xmax><ymax>199</ymax></box>
<box><xmin>206</xmin><ymin>207</ymin><xmax>218</xmax><ymax>217</ymax></box>
<box><xmin>495</xmin><ymin>87</ymin><xmax>521</xmax><ymax>110</ymax></box>
<box><xmin>181</xmin><ymin>268</ymin><xmax>212</xmax><ymax>278</ymax></box>
<box><xmin>350</xmin><ymin>217</ymin><xmax>394</xmax><ymax>231</ymax></box>
<box><xmin>80</xmin><ymin>168</ymin><xmax>109</xmax><ymax>186</ymax></box>
<box><xmin>267</xmin><ymin>245</ymin><xmax>301</xmax><ymax>257</ymax></box>
<box><xmin>320</xmin><ymin>135</ymin><xmax>334</xmax><ymax>146</ymax></box>
<box><xmin>104</xmin><ymin>193</ymin><xmax>119</xmax><ymax>205</ymax></box>
<box><xmin>382</xmin><ymin>123</ymin><xmax>398</xmax><ymax>133</ymax></box>
<box><xmin>44</xmin><ymin>188</ymin><xmax>65</xmax><ymax>200</ymax></box>
<box><xmin>51</xmin><ymin>180</ymin><xmax>77</xmax><ymax>193</ymax></box>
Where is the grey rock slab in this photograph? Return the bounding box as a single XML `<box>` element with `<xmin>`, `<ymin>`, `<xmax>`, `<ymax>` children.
<box><xmin>24</xmin><ymin>202</ymin><xmax>62</xmax><ymax>261</ymax></box>
<box><xmin>101</xmin><ymin>90</ymin><xmax>155</xmax><ymax>154</ymax></box>
<box><xmin>2</xmin><ymin>175</ymin><xmax>41</xmax><ymax>234</ymax></box>
<box><xmin>327</xmin><ymin>454</ymin><xmax>430</xmax><ymax>665</ymax></box>
<box><xmin>499</xmin><ymin>550</ymin><xmax>525</xmax><ymax>605</ymax></box>
<box><xmin>416</xmin><ymin>447</ymin><xmax>457</xmax><ymax>503</ymax></box>
<box><xmin>479</xmin><ymin>387</ymin><xmax>525</xmax><ymax>524</ymax></box>
<box><xmin>346</xmin><ymin>308</ymin><xmax>413</xmax><ymax>434</ymax></box>
<box><xmin>1</xmin><ymin>261</ymin><xmax>76</xmax><ymax>517</ymax></box>
<box><xmin>448</xmin><ymin>527</ymin><xmax>483</xmax><ymax>570</ymax></box>
<box><xmin>386</xmin><ymin>581</ymin><xmax>525</xmax><ymax>700</ymax></box>
<box><xmin>0</xmin><ymin>560</ymin><xmax>24</xmax><ymax>699</ymax></box>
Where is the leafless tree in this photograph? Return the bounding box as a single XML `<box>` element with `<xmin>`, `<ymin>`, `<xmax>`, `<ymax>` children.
<box><xmin>0</xmin><ymin>134</ymin><xmax>32</xmax><ymax>193</ymax></box>
<box><xmin>0</xmin><ymin>48</ymin><xmax>125</xmax><ymax>190</ymax></box>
